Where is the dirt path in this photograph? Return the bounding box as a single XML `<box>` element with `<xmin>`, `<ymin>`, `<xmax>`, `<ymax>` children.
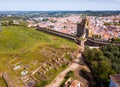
<box><xmin>45</xmin><ymin>46</ymin><xmax>83</xmax><ymax>87</ymax></box>
<box><xmin>45</xmin><ymin>62</ymin><xmax>81</xmax><ymax>87</ymax></box>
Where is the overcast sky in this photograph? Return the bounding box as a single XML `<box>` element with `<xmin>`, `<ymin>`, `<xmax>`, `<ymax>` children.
<box><xmin>0</xmin><ymin>0</ymin><xmax>120</xmax><ymax>11</ymax></box>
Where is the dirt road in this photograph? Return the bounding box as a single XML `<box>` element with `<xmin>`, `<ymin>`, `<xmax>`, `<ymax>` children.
<box><xmin>45</xmin><ymin>46</ymin><xmax>83</xmax><ymax>87</ymax></box>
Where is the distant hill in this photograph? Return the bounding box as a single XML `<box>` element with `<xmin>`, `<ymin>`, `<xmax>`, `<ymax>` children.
<box><xmin>0</xmin><ymin>11</ymin><xmax>120</xmax><ymax>17</ymax></box>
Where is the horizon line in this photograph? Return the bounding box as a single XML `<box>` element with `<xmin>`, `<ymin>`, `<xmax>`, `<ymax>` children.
<box><xmin>0</xmin><ymin>10</ymin><xmax>120</xmax><ymax>12</ymax></box>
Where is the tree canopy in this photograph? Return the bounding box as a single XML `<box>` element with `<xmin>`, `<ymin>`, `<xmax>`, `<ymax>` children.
<box><xmin>84</xmin><ymin>44</ymin><xmax>120</xmax><ymax>86</ymax></box>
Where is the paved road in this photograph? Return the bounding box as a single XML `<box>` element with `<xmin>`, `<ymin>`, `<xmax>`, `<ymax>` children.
<box><xmin>45</xmin><ymin>46</ymin><xmax>83</xmax><ymax>87</ymax></box>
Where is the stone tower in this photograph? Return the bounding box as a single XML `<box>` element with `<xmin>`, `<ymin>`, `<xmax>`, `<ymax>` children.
<box><xmin>76</xmin><ymin>18</ymin><xmax>86</xmax><ymax>37</ymax></box>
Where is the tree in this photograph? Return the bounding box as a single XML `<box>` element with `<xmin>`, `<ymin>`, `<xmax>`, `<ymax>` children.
<box><xmin>104</xmin><ymin>52</ymin><xmax>114</xmax><ymax>60</ymax></box>
<box><xmin>84</xmin><ymin>45</ymin><xmax>119</xmax><ymax>86</ymax></box>
<box><xmin>107</xmin><ymin>44</ymin><xmax>119</xmax><ymax>52</ymax></box>
<box><xmin>1</xmin><ymin>22</ymin><xmax>8</xmax><ymax>26</ymax></box>
<box><xmin>93</xmin><ymin>49</ymin><xmax>103</xmax><ymax>61</ymax></box>
<box><xmin>92</xmin><ymin>34</ymin><xmax>101</xmax><ymax>39</ymax></box>
<box><xmin>36</xmin><ymin>81</ymin><xmax>48</xmax><ymax>87</ymax></box>
<box><xmin>8</xmin><ymin>20</ymin><xmax>14</xmax><ymax>25</ymax></box>
<box><xmin>114</xmin><ymin>51</ymin><xmax>120</xmax><ymax>57</ymax></box>
<box><xmin>19</xmin><ymin>21</ymin><xmax>28</xmax><ymax>27</ymax></box>
<box><xmin>84</xmin><ymin>47</ymin><xmax>95</xmax><ymax>63</ymax></box>
<box><xmin>97</xmin><ymin>58</ymin><xmax>112</xmax><ymax>83</ymax></box>
<box><xmin>91</xmin><ymin>61</ymin><xmax>98</xmax><ymax>72</ymax></box>
<box><xmin>114</xmin><ymin>38</ymin><xmax>120</xmax><ymax>42</ymax></box>
<box><xmin>101</xmin><ymin>44</ymin><xmax>119</xmax><ymax>52</ymax></box>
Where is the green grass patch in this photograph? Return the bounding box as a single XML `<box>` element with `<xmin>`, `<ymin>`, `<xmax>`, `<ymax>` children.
<box><xmin>0</xmin><ymin>25</ymin><xmax>77</xmax><ymax>86</ymax></box>
<box><xmin>0</xmin><ymin>77</ymin><xmax>7</xmax><ymax>87</ymax></box>
<box><xmin>60</xmin><ymin>70</ymin><xmax>75</xmax><ymax>87</ymax></box>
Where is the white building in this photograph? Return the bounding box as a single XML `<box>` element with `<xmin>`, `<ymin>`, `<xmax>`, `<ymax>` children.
<box><xmin>109</xmin><ymin>74</ymin><xmax>120</xmax><ymax>87</ymax></box>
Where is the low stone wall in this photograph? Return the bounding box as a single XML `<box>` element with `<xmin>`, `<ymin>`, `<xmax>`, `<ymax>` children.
<box><xmin>36</xmin><ymin>26</ymin><xmax>80</xmax><ymax>44</ymax></box>
<box><xmin>85</xmin><ymin>39</ymin><xmax>120</xmax><ymax>46</ymax></box>
<box><xmin>2</xmin><ymin>72</ymin><xmax>14</xmax><ymax>87</ymax></box>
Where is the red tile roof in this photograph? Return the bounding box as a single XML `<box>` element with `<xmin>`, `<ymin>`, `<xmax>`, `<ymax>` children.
<box><xmin>70</xmin><ymin>80</ymin><xmax>80</xmax><ymax>87</ymax></box>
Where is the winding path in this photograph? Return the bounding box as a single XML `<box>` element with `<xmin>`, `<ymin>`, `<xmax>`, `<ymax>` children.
<box><xmin>45</xmin><ymin>46</ymin><xmax>83</xmax><ymax>87</ymax></box>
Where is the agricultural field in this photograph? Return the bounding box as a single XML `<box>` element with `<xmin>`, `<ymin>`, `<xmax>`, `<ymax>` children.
<box><xmin>0</xmin><ymin>26</ymin><xmax>77</xmax><ymax>87</ymax></box>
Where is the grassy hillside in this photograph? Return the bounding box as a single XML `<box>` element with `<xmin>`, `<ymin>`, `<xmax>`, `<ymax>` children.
<box><xmin>0</xmin><ymin>26</ymin><xmax>76</xmax><ymax>52</ymax></box>
<box><xmin>0</xmin><ymin>26</ymin><xmax>77</xmax><ymax>87</ymax></box>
